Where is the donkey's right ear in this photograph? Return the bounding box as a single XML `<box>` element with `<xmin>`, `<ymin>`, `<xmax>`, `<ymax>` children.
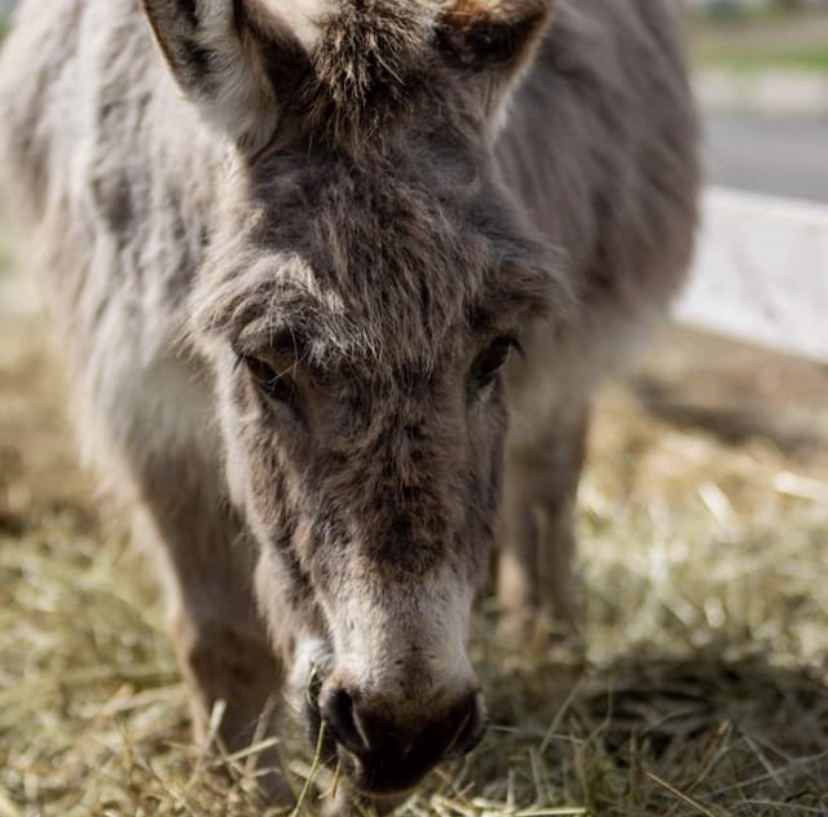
<box><xmin>141</xmin><ymin>0</ymin><xmax>311</xmax><ymax>150</ymax></box>
<box><xmin>437</xmin><ymin>0</ymin><xmax>554</xmax><ymax>130</ymax></box>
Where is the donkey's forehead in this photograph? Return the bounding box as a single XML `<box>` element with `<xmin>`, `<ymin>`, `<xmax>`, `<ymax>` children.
<box><xmin>196</xmin><ymin>150</ymin><xmax>564</xmax><ymax>369</ymax></box>
<box><xmin>230</xmin><ymin>156</ymin><xmax>551</xmax><ymax>357</ymax></box>
<box><xmin>227</xmin><ymin>252</ymin><xmax>535</xmax><ymax>375</ymax></box>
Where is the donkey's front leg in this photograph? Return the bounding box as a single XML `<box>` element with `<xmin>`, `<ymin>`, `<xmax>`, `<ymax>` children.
<box><xmin>498</xmin><ymin>403</ymin><xmax>590</xmax><ymax>644</ymax></box>
<box><xmin>128</xmin><ymin>453</ymin><xmax>287</xmax><ymax>798</ymax></box>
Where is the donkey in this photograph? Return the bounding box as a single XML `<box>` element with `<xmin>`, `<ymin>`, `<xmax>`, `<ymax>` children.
<box><xmin>0</xmin><ymin>0</ymin><xmax>699</xmax><ymax>803</ymax></box>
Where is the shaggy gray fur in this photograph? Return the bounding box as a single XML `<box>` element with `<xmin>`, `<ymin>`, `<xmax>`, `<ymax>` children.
<box><xmin>0</xmin><ymin>0</ymin><xmax>698</xmax><ymax>803</ymax></box>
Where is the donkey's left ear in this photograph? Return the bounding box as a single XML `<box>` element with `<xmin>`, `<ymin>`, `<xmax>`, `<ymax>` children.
<box><xmin>141</xmin><ymin>0</ymin><xmax>309</xmax><ymax>151</ymax></box>
<box><xmin>437</xmin><ymin>0</ymin><xmax>554</xmax><ymax>127</ymax></box>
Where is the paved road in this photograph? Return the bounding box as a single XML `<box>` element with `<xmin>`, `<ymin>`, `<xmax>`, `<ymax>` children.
<box><xmin>703</xmin><ymin>112</ymin><xmax>828</xmax><ymax>205</ymax></box>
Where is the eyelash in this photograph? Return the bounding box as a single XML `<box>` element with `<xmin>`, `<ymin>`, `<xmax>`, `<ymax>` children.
<box><xmin>239</xmin><ymin>354</ymin><xmax>302</xmax><ymax>415</ymax></box>
<box><xmin>468</xmin><ymin>335</ymin><xmax>518</xmax><ymax>398</ymax></box>
<box><xmin>233</xmin><ymin>333</ymin><xmax>518</xmax><ymax>418</ymax></box>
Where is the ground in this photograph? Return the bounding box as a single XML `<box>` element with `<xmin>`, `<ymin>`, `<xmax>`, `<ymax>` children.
<box><xmin>1</xmin><ymin>234</ymin><xmax>827</xmax><ymax>815</ymax></box>
<box><xmin>690</xmin><ymin>7</ymin><xmax>828</xmax><ymax>72</ymax></box>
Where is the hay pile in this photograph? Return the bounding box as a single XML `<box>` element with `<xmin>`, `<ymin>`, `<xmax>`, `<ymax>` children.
<box><xmin>2</xmin><ymin>241</ymin><xmax>827</xmax><ymax>815</ymax></box>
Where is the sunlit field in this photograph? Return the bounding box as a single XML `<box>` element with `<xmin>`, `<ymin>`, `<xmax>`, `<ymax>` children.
<box><xmin>1</xmin><ymin>225</ymin><xmax>827</xmax><ymax>815</ymax></box>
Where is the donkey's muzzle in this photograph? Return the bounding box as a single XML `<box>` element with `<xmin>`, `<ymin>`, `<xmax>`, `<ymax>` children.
<box><xmin>318</xmin><ymin>683</ymin><xmax>488</xmax><ymax>794</ymax></box>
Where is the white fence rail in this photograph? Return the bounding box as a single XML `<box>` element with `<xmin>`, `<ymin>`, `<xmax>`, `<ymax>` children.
<box><xmin>677</xmin><ymin>187</ymin><xmax>828</xmax><ymax>362</ymax></box>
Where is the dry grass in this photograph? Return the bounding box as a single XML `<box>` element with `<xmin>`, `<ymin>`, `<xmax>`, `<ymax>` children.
<box><xmin>1</xmin><ymin>239</ymin><xmax>827</xmax><ymax>816</ymax></box>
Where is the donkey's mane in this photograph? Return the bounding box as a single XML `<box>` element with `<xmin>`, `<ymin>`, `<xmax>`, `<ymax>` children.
<box><xmin>306</xmin><ymin>0</ymin><xmax>442</xmax><ymax>145</ymax></box>
<box><xmin>244</xmin><ymin>0</ymin><xmax>449</xmax><ymax>150</ymax></box>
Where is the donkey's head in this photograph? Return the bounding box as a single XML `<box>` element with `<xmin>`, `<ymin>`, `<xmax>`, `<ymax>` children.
<box><xmin>145</xmin><ymin>0</ymin><xmax>569</xmax><ymax>794</ymax></box>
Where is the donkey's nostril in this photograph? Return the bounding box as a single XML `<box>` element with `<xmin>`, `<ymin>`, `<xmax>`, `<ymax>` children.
<box><xmin>319</xmin><ymin>684</ymin><xmax>368</xmax><ymax>755</ymax></box>
<box><xmin>314</xmin><ymin>683</ymin><xmax>487</xmax><ymax>793</ymax></box>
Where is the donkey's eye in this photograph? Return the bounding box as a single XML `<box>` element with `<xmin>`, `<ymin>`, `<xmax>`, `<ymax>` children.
<box><xmin>469</xmin><ymin>336</ymin><xmax>516</xmax><ymax>397</ymax></box>
<box><xmin>242</xmin><ymin>356</ymin><xmax>298</xmax><ymax>407</ymax></box>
